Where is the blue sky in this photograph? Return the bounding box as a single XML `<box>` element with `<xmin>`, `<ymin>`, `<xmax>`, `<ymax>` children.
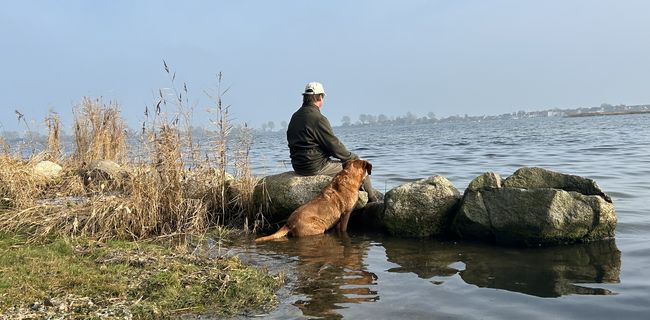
<box><xmin>2</xmin><ymin>0</ymin><xmax>649</xmax><ymax>132</ymax></box>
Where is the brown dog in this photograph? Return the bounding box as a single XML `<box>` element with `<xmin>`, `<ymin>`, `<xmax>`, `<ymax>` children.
<box><xmin>255</xmin><ymin>159</ymin><xmax>372</xmax><ymax>242</ymax></box>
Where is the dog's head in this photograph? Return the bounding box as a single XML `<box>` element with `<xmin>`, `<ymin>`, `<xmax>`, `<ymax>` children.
<box><xmin>343</xmin><ymin>159</ymin><xmax>372</xmax><ymax>177</ymax></box>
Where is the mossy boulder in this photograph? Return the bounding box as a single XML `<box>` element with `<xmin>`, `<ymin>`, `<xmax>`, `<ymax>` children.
<box><xmin>253</xmin><ymin>171</ymin><xmax>368</xmax><ymax>223</ymax></box>
<box><xmin>383</xmin><ymin>176</ymin><xmax>461</xmax><ymax>238</ymax></box>
<box><xmin>453</xmin><ymin>168</ymin><xmax>617</xmax><ymax>246</ymax></box>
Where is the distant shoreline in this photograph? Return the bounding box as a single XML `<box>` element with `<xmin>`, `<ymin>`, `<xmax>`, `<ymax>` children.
<box><xmin>566</xmin><ymin>110</ymin><xmax>650</xmax><ymax>118</ymax></box>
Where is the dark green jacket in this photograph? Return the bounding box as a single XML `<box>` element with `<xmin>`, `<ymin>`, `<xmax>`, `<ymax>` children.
<box><xmin>287</xmin><ymin>103</ymin><xmax>358</xmax><ymax>175</ymax></box>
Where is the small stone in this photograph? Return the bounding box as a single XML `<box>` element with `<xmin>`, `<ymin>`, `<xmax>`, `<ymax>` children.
<box><xmin>30</xmin><ymin>301</ymin><xmax>41</xmax><ymax>311</ymax></box>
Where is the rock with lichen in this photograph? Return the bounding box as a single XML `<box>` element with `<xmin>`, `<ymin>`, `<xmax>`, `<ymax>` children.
<box><xmin>453</xmin><ymin>167</ymin><xmax>616</xmax><ymax>246</ymax></box>
<box><xmin>383</xmin><ymin>176</ymin><xmax>461</xmax><ymax>238</ymax></box>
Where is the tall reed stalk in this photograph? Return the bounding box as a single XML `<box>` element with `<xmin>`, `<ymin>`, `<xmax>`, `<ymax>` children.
<box><xmin>45</xmin><ymin>111</ymin><xmax>62</xmax><ymax>161</ymax></box>
<box><xmin>0</xmin><ymin>136</ymin><xmax>9</xmax><ymax>155</ymax></box>
<box><xmin>208</xmin><ymin>72</ymin><xmax>233</xmax><ymax>225</ymax></box>
<box><xmin>73</xmin><ymin>97</ymin><xmax>127</xmax><ymax>166</ymax></box>
<box><xmin>232</xmin><ymin>123</ymin><xmax>259</xmax><ymax>230</ymax></box>
<box><xmin>0</xmin><ymin>65</ymin><xmax>261</xmax><ymax>241</ymax></box>
<box><xmin>14</xmin><ymin>110</ymin><xmax>35</xmax><ymax>155</ymax></box>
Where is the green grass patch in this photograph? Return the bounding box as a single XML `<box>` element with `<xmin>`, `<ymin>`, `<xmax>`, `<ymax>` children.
<box><xmin>0</xmin><ymin>232</ymin><xmax>284</xmax><ymax>319</ymax></box>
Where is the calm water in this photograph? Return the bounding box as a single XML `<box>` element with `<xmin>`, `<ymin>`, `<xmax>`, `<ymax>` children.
<box><xmin>232</xmin><ymin>114</ymin><xmax>650</xmax><ymax>319</ymax></box>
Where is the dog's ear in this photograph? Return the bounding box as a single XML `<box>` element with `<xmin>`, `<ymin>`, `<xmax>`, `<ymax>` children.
<box><xmin>364</xmin><ymin>160</ymin><xmax>372</xmax><ymax>175</ymax></box>
<box><xmin>343</xmin><ymin>160</ymin><xmax>352</xmax><ymax>170</ymax></box>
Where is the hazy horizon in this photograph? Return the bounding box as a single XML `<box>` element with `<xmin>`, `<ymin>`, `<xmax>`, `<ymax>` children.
<box><xmin>2</xmin><ymin>0</ymin><xmax>650</xmax><ymax>132</ymax></box>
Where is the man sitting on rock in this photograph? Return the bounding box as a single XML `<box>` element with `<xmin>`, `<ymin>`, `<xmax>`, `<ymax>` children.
<box><xmin>287</xmin><ymin>81</ymin><xmax>379</xmax><ymax>203</ymax></box>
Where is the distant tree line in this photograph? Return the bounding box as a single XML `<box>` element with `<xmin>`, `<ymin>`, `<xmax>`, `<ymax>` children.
<box><xmin>260</xmin><ymin>120</ymin><xmax>288</xmax><ymax>132</ymax></box>
<box><xmin>341</xmin><ymin>112</ymin><xmax>438</xmax><ymax>127</ymax></box>
<box><xmin>337</xmin><ymin>103</ymin><xmax>650</xmax><ymax>127</ymax></box>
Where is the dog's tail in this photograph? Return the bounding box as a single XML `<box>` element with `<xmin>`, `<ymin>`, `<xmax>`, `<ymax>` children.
<box><xmin>255</xmin><ymin>225</ymin><xmax>291</xmax><ymax>243</ymax></box>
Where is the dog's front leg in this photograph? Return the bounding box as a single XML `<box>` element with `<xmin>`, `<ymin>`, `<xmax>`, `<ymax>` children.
<box><xmin>337</xmin><ymin>210</ymin><xmax>353</xmax><ymax>232</ymax></box>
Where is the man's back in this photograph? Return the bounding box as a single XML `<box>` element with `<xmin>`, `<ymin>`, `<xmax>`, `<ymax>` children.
<box><xmin>287</xmin><ymin>103</ymin><xmax>356</xmax><ymax>175</ymax></box>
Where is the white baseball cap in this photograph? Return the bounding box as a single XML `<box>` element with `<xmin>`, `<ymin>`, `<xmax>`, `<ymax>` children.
<box><xmin>303</xmin><ymin>82</ymin><xmax>325</xmax><ymax>96</ymax></box>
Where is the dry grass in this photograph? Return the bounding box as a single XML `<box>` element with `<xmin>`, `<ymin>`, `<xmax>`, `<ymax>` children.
<box><xmin>45</xmin><ymin>111</ymin><xmax>62</xmax><ymax>161</ymax></box>
<box><xmin>0</xmin><ymin>136</ymin><xmax>10</xmax><ymax>155</ymax></box>
<box><xmin>207</xmin><ymin>71</ymin><xmax>232</xmax><ymax>225</ymax></box>
<box><xmin>73</xmin><ymin>97</ymin><xmax>127</xmax><ymax>166</ymax></box>
<box><xmin>0</xmin><ymin>67</ymin><xmax>263</xmax><ymax>242</ymax></box>
<box><xmin>43</xmin><ymin>166</ymin><xmax>87</xmax><ymax>198</ymax></box>
<box><xmin>14</xmin><ymin>109</ymin><xmax>36</xmax><ymax>154</ymax></box>
<box><xmin>231</xmin><ymin>123</ymin><xmax>263</xmax><ymax>230</ymax></box>
<box><xmin>0</xmin><ymin>68</ymin><xmax>284</xmax><ymax>317</ymax></box>
<box><xmin>0</xmin><ymin>156</ymin><xmax>47</xmax><ymax>209</ymax></box>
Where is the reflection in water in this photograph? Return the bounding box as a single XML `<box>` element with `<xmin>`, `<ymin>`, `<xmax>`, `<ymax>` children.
<box><xmin>383</xmin><ymin>238</ymin><xmax>621</xmax><ymax>298</ymax></box>
<box><xmin>256</xmin><ymin>233</ymin><xmax>377</xmax><ymax>319</ymax></box>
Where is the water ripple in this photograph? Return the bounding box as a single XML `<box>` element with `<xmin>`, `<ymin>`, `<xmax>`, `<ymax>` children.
<box><xmin>249</xmin><ymin>114</ymin><xmax>650</xmax><ymax>319</ymax></box>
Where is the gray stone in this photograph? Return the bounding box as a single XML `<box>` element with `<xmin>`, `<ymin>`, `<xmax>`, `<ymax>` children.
<box><xmin>32</xmin><ymin>160</ymin><xmax>63</xmax><ymax>180</ymax></box>
<box><xmin>454</xmin><ymin>168</ymin><xmax>617</xmax><ymax>246</ymax></box>
<box><xmin>82</xmin><ymin>160</ymin><xmax>128</xmax><ymax>192</ymax></box>
<box><xmin>383</xmin><ymin>176</ymin><xmax>461</xmax><ymax>238</ymax></box>
<box><xmin>503</xmin><ymin>167</ymin><xmax>611</xmax><ymax>202</ymax></box>
<box><xmin>182</xmin><ymin>168</ymin><xmax>234</xmax><ymax>200</ymax></box>
<box><xmin>253</xmin><ymin>171</ymin><xmax>368</xmax><ymax>223</ymax></box>
<box><xmin>349</xmin><ymin>202</ymin><xmax>386</xmax><ymax>232</ymax></box>
<box><xmin>467</xmin><ymin>172</ymin><xmax>501</xmax><ymax>191</ymax></box>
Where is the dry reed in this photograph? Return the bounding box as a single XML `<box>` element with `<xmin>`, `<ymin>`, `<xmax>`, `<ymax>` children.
<box><xmin>0</xmin><ymin>156</ymin><xmax>46</xmax><ymax>209</ymax></box>
<box><xmin>230</xmin><ymin>123</ymin><xmax>261</xmax><ymax>230</ymax></box>
<box><xmin>0</xmin><ymin>66</ymin><xmax>261</xmax><ymax>242</ymax></box>
<box><xmin>45</xmin><ymin>111</ymin><xmax>62</xmax><ymax>161</ymax></box>
<box><xmin>14</xmin><ymin>109</ymin><xmax>36</xmax><ymax>154</ymax></box>
<box><xmin>207</xmin><ymin>71</ymin><xmax>233</xmax><ymax>225</ymax></box>
<box><xmin>73</xmin><ymin>97</ymin><xmax>127</xmax><ymax>166</ymax></box>
<box><xmin>0</xmin><ymin>136</ymin><xmax>9</xmax><ymax>155</ymax></box>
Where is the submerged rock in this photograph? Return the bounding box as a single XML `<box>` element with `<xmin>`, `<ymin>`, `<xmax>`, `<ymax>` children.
<box><xmin>253</xmin><ymin>171</ymin><xmax>368</xmax><ymax>223</ymax></box>
<box><xmin>453</xmin><ymin>167</ymin><xmax>616</xmax><ymax>246</ymax></box>
<box><xmin>383</xmin><ymin>176</ymin><xmax>461</xmax><ymax>238</ymax></box>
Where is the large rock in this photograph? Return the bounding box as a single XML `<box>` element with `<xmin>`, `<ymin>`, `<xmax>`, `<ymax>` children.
<box><xmin>81</xmin><ymin>160</ymin><xmax>129</xmax><ymax>192</ymax></box>
<box><xmin>253</xmin><ymin>171</ymin><xmax>368</xmax><ymax>223</ymax></box>
<box><xmin>503</xmin><ymin>167</ymin><xmax>612</xmax><ymax>202</ymax></box>
<box><xmin>348</xmin><ymin>202</ymin><xmax>386</xmax><ymax>232</ymax></box>
<box><xmin>32</xmin><ymin>160</ymin><xmax>63</xmax><ymax>180</ymax></box>
<box><xmin>467</xmin><ymin>171</ymin><xmax>502</xmax><ymax>191</ymax></box>
<box><xmin>453</xmin><ymin>168</ymin><xmax>617</xmax><ymax>246</ymax></box>
<box><xmin>182</xmin><ymin>168</ymin><xmax>234</xmax><ymax>200</ymax></box>
<box><xmin>383</xmin><ymin>176</ymin><xmax>461</xmax><ymax>238</ymax></box>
